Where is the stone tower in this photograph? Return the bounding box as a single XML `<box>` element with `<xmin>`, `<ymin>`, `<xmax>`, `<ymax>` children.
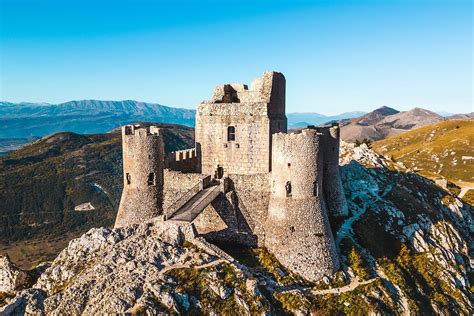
<box><xmin>115</xmin><ymin>125</ymin><xmax>165</xmax><ymax>228</ymax></box>
<box><xmin>321</xmin><ymin>124</ymin><xmax>349</xmax><ymax>217</ymax></box>
<box><xmin>264</xmin><ymin>129</ymin><xmax>340</xmax><ymax>281</ymax></box>
<box><xmin>195</xmin><ymin>71</ymin><xmax>287</xmax><ymax>177</ymax></box>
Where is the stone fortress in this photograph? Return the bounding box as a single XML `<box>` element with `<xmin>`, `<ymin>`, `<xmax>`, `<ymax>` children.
<box><xmin>115</xmin><ymin>71</ymin><xmax>348</xmax><ymax>281</ymax></box>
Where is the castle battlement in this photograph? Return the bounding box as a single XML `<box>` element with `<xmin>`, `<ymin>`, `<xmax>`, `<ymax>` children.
<box><xmin>123</xmin><ymin>124</ymin><xmax>161</xmax><ymax>137</ymax></box>
<box><xmin>165</xmin><ymin>148</ymin><xmax>198</xmax><ymax>173</ymax></box>
<box><xmin>115</xmin><ymin>71</ymin><xmax>347</xmax><ymax>282</ymax></box>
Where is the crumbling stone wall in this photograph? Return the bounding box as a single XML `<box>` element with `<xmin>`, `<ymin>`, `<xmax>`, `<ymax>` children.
<box><xmin>115</xmin><ymin>125</ymin><xmax>164</xmax><ymax>228</ymax></box>
<box><xmin>195</xmin><ymin>71</ymin><xmax>286</xmax><ymax>177</ymax></box>
<box><xmin>316</xmin><ymin>125</ymin><xmax>349</xmax><ymax>217</ymax></box>
<box><xmin>265</xmin><ymin>129</ymin><xmax>340</xmax><ymax>281</ymax></box>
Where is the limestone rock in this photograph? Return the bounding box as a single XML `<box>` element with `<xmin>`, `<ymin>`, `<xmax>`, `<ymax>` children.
<box><xmin>0</xmin><ymin>255</ymin><xmax>28</xmax><ymax>295</ymax></box>
<box><xmin>0</xmin><ymin>219</ymin><xmax>269</xmax><ymax>315</ymax></box>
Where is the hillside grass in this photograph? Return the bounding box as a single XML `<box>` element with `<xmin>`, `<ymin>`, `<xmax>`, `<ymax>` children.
<box><xmin>373</xmin><ymin>120</ymin><xmax>473</xmax><ymax>187</ymax></box>
<box><xmin>0</xmin><ymin>232</ymin><xmax>81</xmax><ymax>269</ymax></box>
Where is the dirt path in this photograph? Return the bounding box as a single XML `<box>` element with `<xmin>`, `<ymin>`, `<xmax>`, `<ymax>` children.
<box><xmin>158</xmin><ymin>258</ymin><xmax>228</xmax><ymax>279</ymax></box>
<box><xmin>310</xmin><ymin>277</ymin><xmax>377</xmax><ymax>295</ymax></box>
<box><xmin>335</xmin><ymin>168</ymin><xmax>410</xmax><ymax>315</ymax></box>
<box><xmin>458</xmin><ymin>186</ymin><xmax>474</xmax><ymax>199</ymax></box>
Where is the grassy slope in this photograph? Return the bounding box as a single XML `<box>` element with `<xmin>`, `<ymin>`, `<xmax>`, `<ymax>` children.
<box><xmin>372</xmin><ymin>120</ymin><xmax>474</xmax><ymax>187</ymax></box>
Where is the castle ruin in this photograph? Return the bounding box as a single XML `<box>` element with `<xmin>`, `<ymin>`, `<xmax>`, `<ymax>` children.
<box><xmin>115</xmin><ymin>71</ymin><xmax>348</xmax><ymax>281</ymax></box>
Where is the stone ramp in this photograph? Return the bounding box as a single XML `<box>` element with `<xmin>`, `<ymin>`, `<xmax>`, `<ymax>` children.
<box><xmin>168</xmin><ymin>185</ymin><xmax>221</xmax><ymax>222</ymax></box>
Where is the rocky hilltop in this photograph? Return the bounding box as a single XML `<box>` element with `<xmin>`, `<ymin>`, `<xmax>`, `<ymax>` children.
<box><xmin>1</xmin><ymin>141</ymin><xmax>472</xmax><ymax>314</ymax></box>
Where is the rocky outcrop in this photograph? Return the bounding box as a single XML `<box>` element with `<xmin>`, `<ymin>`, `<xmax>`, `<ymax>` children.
<box><xmin>0</xmin><ymin>256</ymin><xmax>28</xmax><ymax>295</ymax></box>
<box><xmin>0</xmin><ymin>219</ymin><xmax>271</xmax><ymax>314</ymax></box>
<box><xmin>339</xmin><ymin>141</ymin><xmax>473</xmax><ymax>313</ymax></box>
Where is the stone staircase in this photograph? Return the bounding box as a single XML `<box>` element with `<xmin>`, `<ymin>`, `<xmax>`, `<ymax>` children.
<box><xmin>167</xmin><ymin>185</ymin><xmax>222</xmax><ymax>222</ymax></box>
<box><xmin>168</xmin><ymin>185</ymin><xmax>222</xmax><ymax>222</ymax></box>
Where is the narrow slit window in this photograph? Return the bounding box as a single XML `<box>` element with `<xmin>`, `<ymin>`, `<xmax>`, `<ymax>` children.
<box><xmin>126</xmin><ymin>173</ymin><xmax>131</xmax><ymax>185</ymax></box>
<box><xmin>285</xmin><ymin>181</ymin><xmax>292</xmax><ymax>197</ymax></box>
<box><xmin>227</xmin><ymin>126</ymin><xmax>236</xmax><ymax>141</ymax></box>
<box><xmin>313</xmin><ymin>181</ymin><xmax>318</xmax><ymax>197</ymax></box>
<box><xmin>147</xmin><ymin>173</ymin><xmax>155</xmax><ymax>186</ymax></box>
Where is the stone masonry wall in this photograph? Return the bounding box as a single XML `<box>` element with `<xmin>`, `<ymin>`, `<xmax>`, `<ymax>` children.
<box><xmin>195</xmin><ymin>71</ymin><xmax>287</xmax><ymax>177</ymax></box>
<box><xmin>192</xmin><ymin>173</ymin><xmax>270</xmax><ymax>247</ymax></box>
<box><xmin>195</xmin><ymin>103</ymin><xmax>272</xmax><ymax>176</ymax></box>
<box><xmin>265</xmin><ymin>129</ymin><xmax>340</xmax><ymax>282</ymax></box>
<box><xmin>162</xmin><ymin>170</ymin><xmax>207</xmax><ymax>211</ymax></box>
<box><xmin>316</xmin><ymin>125</ymin><xmax>349</xmax><ymax>217</ymax></box>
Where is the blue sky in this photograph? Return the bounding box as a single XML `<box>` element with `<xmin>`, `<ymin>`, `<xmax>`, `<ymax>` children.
<box><xmin>0</xmin><ymin>0</ymin><xmax>472</xmax><ymax>114</ymax></box>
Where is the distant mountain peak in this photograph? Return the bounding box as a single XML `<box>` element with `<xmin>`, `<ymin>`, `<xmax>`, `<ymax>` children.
<box><xmin>354</xmin><ymin>106</ymin><xmax>399</xmax><ymax>126</ymax></box>
<box><xmin>341</xmin><ymin>106</ymin><xmax>447</xmax><ymax>142</ymax></box>
<box><xmin>406</xmin><ymin>107</ymin><xmax>440</xmax><ymax>117</ymax></box>
<box><xmin>372</xmin><ymin>106</ymin><xmax>399</xmax><ymax>116</ymax></box>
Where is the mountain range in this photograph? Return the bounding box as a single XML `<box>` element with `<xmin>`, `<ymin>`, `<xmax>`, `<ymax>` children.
<box><xmin>286</xmin><ymin>111</ymin><xmax>366</xmax><ymax>128</ymax></box>
<box><xmin>0</xmin><ymin>100</ymin><xmax>195</xmax><ymax>139</ymax></box>
<box><xmin>1</xmin><ymin>100</ymin><xmax>366</xmax><ymax>138</ymax></box>
<box><xmin>0</xmin><ymin>100</ymin><xmax>471</xmax><ymax>153</ymax></box>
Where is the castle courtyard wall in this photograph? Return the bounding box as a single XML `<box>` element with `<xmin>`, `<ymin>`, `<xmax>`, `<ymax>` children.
<box><xmin>163</xmin><ymin>170</ymin><xmax>207</xmax><ymax>211</ymax></box>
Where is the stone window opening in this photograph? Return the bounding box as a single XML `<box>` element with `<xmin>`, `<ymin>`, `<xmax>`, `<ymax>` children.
<box><xmin>290</xmin><ymin>226</ymin><xmax>295</xmax><ymax>233</ymax></box>
<box><xmin>124</xmin><ymin>126</ymin><xmax>133</xmax><ymax>135</ymax></box>
<box><xmin>313</xmin><ymin>181</ymin><xmax>318</xmax><ymax>197</ymax></box>
<box><xmin>147</xmin><ymin>173</ymin><xmax>155</xmax><ymax>186</ymax></box>
<box><xmin>126</xmin><ymin>173</ymin><xmax>131</xmax><ymax>185</ymax></box>
<box><xmin>216</xmin><ymin>165</ymin><xmax>224</xmax><ymax>179</ymax></box>
<box><xmin>285</xmin><ymin>181</ymin><xmax>292</xmax><ymax>197</ymax></box>
<box><xmin>227</xmin><ymin>126</ymin><xmax>236</xmax><ymax>142</ymax></box>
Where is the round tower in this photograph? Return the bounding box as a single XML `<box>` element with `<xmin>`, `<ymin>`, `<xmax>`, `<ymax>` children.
<box><xmin>114</xmin><ymin>125</ymin><xmax>164</xmax><ymax>228</ymax></box>
<box><xmin>265</xmin><ymin>129</ymin><xmax>339</xmax><ymax>282</ymax></box>
<box><xmin>322</xmin><ymin>124</ymin><xmax>349</xmax><ymax>217</ymax></box>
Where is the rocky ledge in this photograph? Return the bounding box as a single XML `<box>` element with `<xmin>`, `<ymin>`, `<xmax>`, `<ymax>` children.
<box><xmin>0</xmin><ymin>220</ymin><xmax>269</xmax><ymax>315</ymax></box>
